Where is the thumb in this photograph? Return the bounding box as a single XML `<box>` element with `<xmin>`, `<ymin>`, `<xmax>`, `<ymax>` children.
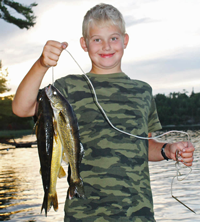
<box><xmin>61</xmin><ymin>42</ymin><xmax>68</xmax><ymax>49</ymax></box>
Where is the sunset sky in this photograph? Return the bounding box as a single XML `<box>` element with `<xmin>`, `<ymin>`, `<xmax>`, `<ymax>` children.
<box><xmin>0</xmin><ymin>0</ymin><xmax>200</xmax><ymax>96</ymax></box>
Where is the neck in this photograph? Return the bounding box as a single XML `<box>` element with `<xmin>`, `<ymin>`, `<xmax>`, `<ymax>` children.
<box><xmin>90</xmin><ymin>65</ymin><xmax>122</xmax><ymax>75</ymax></box>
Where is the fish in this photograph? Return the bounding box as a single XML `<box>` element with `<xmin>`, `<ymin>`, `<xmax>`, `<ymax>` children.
<box><xmin>35</xmin><ymin>89</ymin><xmax>66</xmax><ymax>216</ymax></box>
<box><xmin>47</xmin><ymin>121</ymin><xmax>66</xmax><ymax>211</ymax></box>
<box><xmin>35</xmin><ymin>89</ymin><xmax>54</xmax><ymax>216</ymax></box>
<box><xmin>45</xmin><ymin>84</ymin><xmax>85</xmax><ymax>200</ymax></box>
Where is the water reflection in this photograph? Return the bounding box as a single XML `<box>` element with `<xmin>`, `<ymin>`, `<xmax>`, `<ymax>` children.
<box><xmin>0</xmin><ymin>144</ymin><xmax>40</xmax><ymax>221</ymax></box>
<box><xmin>150</xmin><ymin>130</ymin><xmax>200</xmax><ymax>221</ymax></box>
<box><xmin>0</xmin><ymin>132</ymin><xmax>200</xmax><ymax>221</ymax></box>
<box><xmin>0</xmin><ymin>170</ymin><xmax>15</xmax><ymax>221</ymax></box>
<box><xmin>0</xmin><ymin>135</ymin><xmax>68</xmax><ymax>221</ymax></box>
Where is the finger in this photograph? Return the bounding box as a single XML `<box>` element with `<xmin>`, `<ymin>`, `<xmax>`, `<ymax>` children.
<box><xmin>41</xmin><ymin>50</ymin><xmax>59</xmax><ymax>66</ymax></box>
<box><xmin>178</xmin><ymin>157</ymin><xmax>193</xmax><ymax>166</ymax></box>
<box><xmin>40</xmin><ymin>54</ymin><xmax>58</xmax><ymax>68</ymax></box>
<box><xmin>177</xmin><ymin>141</ymin><xmax>194</xmax><ymax>151</ymax></box>
<box><xmin>182</xmin><ymin>141</ymin><xmax>189</xmax><ymax>148</ymax></box>
<box><xmin>173</xmin><ymin>141</ymin><xmax>187</xmax><ymax>152</ymax></box>
<box><xmin>46</xmin><ymin>40</ymin><xmax>63</xmax><ymax>48</ymax></box>
<box><xmin>180</xmin><ymin>149</ymin><xmax>194</xmax><ymax>161</ymax></box>
<box><xmin>181</xmin><ymin>152</ymin><xmax>193</xmax><ymax>159</ymax></box>
<box><xmin>183</xmin><ymin>157</ymin><xmax>194</xmax><ymax>163</ymax></box>
<box><xmin>179</xmin><ymin>146</ymin><xmax>195</xmax><ymax>155</ymax></box>
<box><xmin>44</xmin><ymin>44</ymin><xmax>63</xmax><ymax>57</ymax></box>
<box><xmin>47</xmin><ymin>40</ymin><xmax>68</xmax><ymax>51</ymax></box>
<box><xmin>179</xmin><ymin>153</ymin><xmax>194</xmax><ymax>165</ymax></box>
<box><xmin>183</xmin><ymin>161</ymin><xmax>193</xmax><ymax>167</ymax></box>
<box><xmin>47</xmin><ymin>41</ymin><xmax>68</xmax><ymax>58</ymax></box>
<box><xmin>61</xmin><ymin>42</ymin><xmax>68</xmax><ymax>49</ymax></box>
<box><xmin>47</xmin><ymin>52</ymin><xmax>60</xmax><ymax>62</ymax></box>
<box><xmin>45</xmin><ymin>40</ymin><xmax>67</xmax><ymax>53</ymax></box>
<box><xmin>45</xmin><ymin>58</ymin><xmax>58</xmax><ymax>67</ymax></box>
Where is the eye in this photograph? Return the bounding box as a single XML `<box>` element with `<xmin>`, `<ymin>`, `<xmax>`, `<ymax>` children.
<box><xmin>94</xmin><ymin>38</ymin><xmax>101</xmax><ymax>42</ymax></box>
<box><xmin>111</xmin><ymin>37</ymin><xmax>118</xmax><ymax>41</ymax></box>
<box><xmin>53</xmin><ymin>91</ymin><xmax>57</xmax><ymax>95</ymax></box>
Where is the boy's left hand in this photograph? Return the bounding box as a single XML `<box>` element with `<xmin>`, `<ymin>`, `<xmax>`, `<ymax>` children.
<box><xmin>168</xmin><ymin>142</ymin><xmax>195</xmax><ymax>166</ymax></box>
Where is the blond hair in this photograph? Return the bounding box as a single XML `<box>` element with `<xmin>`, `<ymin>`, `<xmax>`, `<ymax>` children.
<box><xmin>82</xmin><ymin>3</ymin><xmax>126</xmax><ymax>41</ymax></box>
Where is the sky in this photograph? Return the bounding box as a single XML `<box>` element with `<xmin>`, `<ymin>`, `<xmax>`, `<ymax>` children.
<box><xmin>0</xmin><ymin>0</ymin><xmax>200</xmax><ymax>96</ymax></box>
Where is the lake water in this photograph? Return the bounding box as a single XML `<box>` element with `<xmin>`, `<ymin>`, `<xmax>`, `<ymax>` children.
<box><xmin>0</xmin><ymin>131</ymin><xmax>199</xmax><ymax>221</ymax></box>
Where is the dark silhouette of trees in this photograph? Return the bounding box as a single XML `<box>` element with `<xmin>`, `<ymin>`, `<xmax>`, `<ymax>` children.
<box><xmin>0</xmin><ymin>0</ymin><xmax>37</xmax><ymax>29</ymax></box>
<box><xmin>0</xmin><ymin>95</ymin><xmax>34</xmax><ymax>130</ymax></box>
<box><xmin>1</xmin><ymin>58</ymin><xmax>200</xmax><ymax>132</ymax></box>
<box><xmin>0</xmin><ymin>60</ymin><xmax>10</xmax><ymax>94</ymax></box>
<box><xmin>155</xmin><ymin>90</ymin><xmax>200</xmax><ymax>126</ymax></box>
<box><xmin>0</xmin><ymin>61</ymin><xmax>33</xmax><ymax>131</ymax></box>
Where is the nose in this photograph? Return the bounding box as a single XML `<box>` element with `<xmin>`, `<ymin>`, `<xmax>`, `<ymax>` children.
<box><xmin>102</xmin><ymin>40</ymin><xmax>111</xmax><ymax>51</ymax></box>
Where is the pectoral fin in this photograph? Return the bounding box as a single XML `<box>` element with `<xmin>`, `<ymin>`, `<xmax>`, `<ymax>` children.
<box><xmin>62</xmin><ymin>151</ymin><xmax>69</xmax><ymax>164</ymax></box>
<box><xmin>58</xmin><ymin>166</ymin><xmax>66</xmax><ymax>178</ymax></box>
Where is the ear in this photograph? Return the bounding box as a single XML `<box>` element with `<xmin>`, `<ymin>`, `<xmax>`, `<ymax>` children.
<box><xmin>80</xmin><ymin>37</ymin><xmax>88</xmax><ymax>52</ymax></box>
<box><xmin>123</xmin><ymin>33</ymin><xmax>129</xmax><ymax>49</ymax></box>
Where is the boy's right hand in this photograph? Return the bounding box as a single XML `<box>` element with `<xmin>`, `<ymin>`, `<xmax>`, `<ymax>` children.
<box><xmin>39</xmin><ymin>40</ymin><xmax>68</xmax><ymax>68</ymax></box>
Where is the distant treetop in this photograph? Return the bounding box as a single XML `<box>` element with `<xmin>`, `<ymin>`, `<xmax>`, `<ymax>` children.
<box><xmin>0</xmin><ymin>0</ymin><xmax>37</xmax><ymax>29</ymax></box>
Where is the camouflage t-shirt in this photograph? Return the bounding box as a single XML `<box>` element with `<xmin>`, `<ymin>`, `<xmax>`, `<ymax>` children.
<box><xmin>54</xmin><ymin>72</ymin><xmax>162</xmax><ymax>222</ymax></box>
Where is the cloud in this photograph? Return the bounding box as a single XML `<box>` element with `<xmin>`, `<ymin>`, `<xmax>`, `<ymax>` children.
<box><xmin>124</xmin><ymin>16</ymin><xmax>153</xmax><ymax>27</ymax></box>
<box><xmin>122</xmin><ymin>48</ymin><xmax>200</xmax><ymax>95</ymax></box>
<box><xmin>0</xmin><ymin>28</ymin><xmax>43</xmax><ymax>67</ymax></box>
<box><xmin>134</xmin><ymin>49</ymin><xmax>200</xmax><ymax>76</ymax></box>
<box><xmin>0</xmin><ymin>19</ymin><xmax>20</xmax><ymax>39</ymax></box>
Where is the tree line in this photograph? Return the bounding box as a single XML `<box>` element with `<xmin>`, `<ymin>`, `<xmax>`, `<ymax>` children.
<box><xmin>0</xmin><ymin>95</ymin><xmax>34</xmax><ymax>131</ymax></box>
<box><xmin>155</xmin><ymin>91</ymin><xmax>200</xmax><ymax>126</ymax></box>
<box><xmin>1</xmin><ymin>89</ymin><xmax>200</xmax><ymax>131</ymax></box>
<box><xmin>0</xmin><ymin>60</ymin><xmax>34</xmax><ymax>131</ymax></box>
<box><xmin>1</xmin><ymin>60</ymin><xmax>200</xmax><ymax>130</ymax></box>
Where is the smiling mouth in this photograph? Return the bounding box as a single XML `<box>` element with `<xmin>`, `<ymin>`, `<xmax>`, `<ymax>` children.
<box><xmin>99</xmin><ymin>53</ymin><xmax>114</xmax><ymax>58</ymax></box>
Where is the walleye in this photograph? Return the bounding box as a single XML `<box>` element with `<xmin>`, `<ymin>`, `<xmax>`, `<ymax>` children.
<box><xmin>45</xmin><ymin>84</ymin><xmax>85</xmax><ymax>200</ymax></box>
<box><xmin>48</xmin><ymin>125</ymin><xmax>66</xmax><ymax>211</ymax></box>
<box><xmin>35</xmin><ymin>89</ymin><xmax>54</xmax><ymax>216</ymax></box>
<box><xmin>35</xmin><ymin>89</ymin><xmax>66</xmax><ymax>216</ymax></box>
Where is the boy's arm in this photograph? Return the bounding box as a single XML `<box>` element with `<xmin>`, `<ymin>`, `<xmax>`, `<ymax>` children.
<box><xmin>12</xmin><ymin>40</ymin><xmax>68</xmax><ymax>117</ymax></box>
<box><xmin>148</xmin><ymin>133</ymin><xmax>195</xmax><ymax>166</ymax></box>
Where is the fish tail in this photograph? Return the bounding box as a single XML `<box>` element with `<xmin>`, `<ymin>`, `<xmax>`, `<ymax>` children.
<box><xmin>41</xmin><ymin>191</ymin><xmax>48</xmax><ymax>216</ymax></box>
<box><xmin>67</xmin><ymin>178</ymin><xmax>85</xmax><ymax>200</ymax></box>
<box><xmin>48</xmin><ymin>192</ymin><xmax>58</xmax><ymax>212</ymax></box>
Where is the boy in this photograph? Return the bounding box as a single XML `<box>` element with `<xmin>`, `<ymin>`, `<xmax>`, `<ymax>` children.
<box><xmin>12</xmin><ymin>3</ymin><xmax>194</xmax><ymax>222</ymax></box>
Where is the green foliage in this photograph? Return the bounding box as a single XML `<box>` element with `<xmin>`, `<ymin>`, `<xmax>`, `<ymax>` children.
<box><xmin>0</xmin><ymin>0</ymin><xmax>37</xmax><ymax>29</ymax></box>
<box><xmin>0</xmin><ymin>129</ymin><xmax>34</xmax><ymax>139</ymax></box>
<box><xmin>0</xmin><ymin>61</ymin><xmax>34</xmax><ymax>131</ymax></box>
<box><xmin>0</xmin><ymin>63</ymin><xmax>10</xmax><ymax>94</ymax></box>
<box><xmin>0</xmin><ymin>96</ymin><xmax>34</xmax><ymax>130</ymax></box>
<box><xmin>155</xmin><ymin>91</ymin><xmax>200</xmax><ymax>126</ymax></box>
<box><xmin>0</xmin><ymin>87</ymin><xmax>200</xmax><ymax>133</ymax></box>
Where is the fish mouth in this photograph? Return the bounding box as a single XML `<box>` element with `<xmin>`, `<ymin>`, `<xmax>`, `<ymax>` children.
<box><xmin>45</xmin><ymin>84</ymin><xmax>52</xmax><ymax>98</ymax></box>
<box><xmin>45</xmin><ymin>84</ymin><xmax>59</xmax><ymax>112</ymax></box>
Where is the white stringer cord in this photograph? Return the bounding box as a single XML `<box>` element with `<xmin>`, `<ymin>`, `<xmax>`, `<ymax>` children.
<box><xmin>60</xmin><ymin>50</ymin><xmax>193</xmax><ymax>212</ymax></box>
<box><xmin>64</xmin><ymin>49</ymin><xmax>190</xmax><ymax>141</ymax></box>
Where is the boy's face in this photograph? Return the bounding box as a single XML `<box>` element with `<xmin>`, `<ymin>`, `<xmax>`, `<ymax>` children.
<box><xmin>80</xmin><ymin>24</ymin><xmax>129</xmax><ymax>74</ymax></box>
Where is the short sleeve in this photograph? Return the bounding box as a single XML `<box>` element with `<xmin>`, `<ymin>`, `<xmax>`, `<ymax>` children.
<box><xmin>148</xmin><ymin>98</ymin><xmax>162</xmax><ymax>132</ymax></box>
